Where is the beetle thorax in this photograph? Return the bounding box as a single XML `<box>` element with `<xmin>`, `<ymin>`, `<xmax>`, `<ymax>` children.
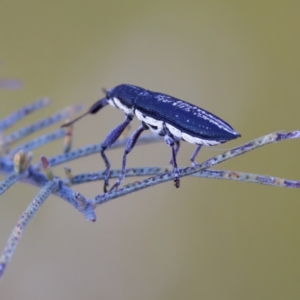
<box><xmin>108</xmin><ymin>97</ymin><xmax>134</xmax><ymax>115</ymax></box>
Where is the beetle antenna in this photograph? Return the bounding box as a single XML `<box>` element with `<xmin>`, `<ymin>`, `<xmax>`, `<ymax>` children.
<box><xmin>61</xmin><ymin>112</ymin><xmax>90</xmax><ymax>127</ymax></box>
<box><xmin>61</xmin><ymin>97</ymin><xmax>109</xmax><ymax>128</ymax></box>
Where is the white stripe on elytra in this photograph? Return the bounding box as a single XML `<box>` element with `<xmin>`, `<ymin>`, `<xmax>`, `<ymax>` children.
<box><xmin>155</xmin><ymin>96</ymin><xmax>238</xmax><ymax>136</ymax></box>
<box><xmin>166</xmin><ymin>123</ymin><xmax>182</xmax><ymax>139</ymax></box>
<box><xmin>181</xmin><ymin>132</ymin><xmax>220</xmax><ymax>146</ymax></box>
<box><xmin>136</xmin><ymin>109</ymin><xmax>222</xmax><ymax>146</ymax></box>
<box><xmin>110</xmin><ymin>103</ymin><xmax>225</xmax><ymax>146</ymax></box>
<box><xmin>135</xmin><ymin>109</ymin><xmax>163</xmax><ymax>134</ymax></box>
<box><xmin>196</xmin><ymin>109</ymin><xmax>237</xmax><ymax>135</ymax></box>
<box><xmin>166</xmin><ymin>122</ymin><xmax>221</xmax><ymax>146</ymax></box>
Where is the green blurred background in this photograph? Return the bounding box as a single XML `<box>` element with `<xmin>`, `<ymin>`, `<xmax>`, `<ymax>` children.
<box><xmin>1</xmin><ymin>1</ymin><xmax>300</xmax><ymax>299</ymax></box>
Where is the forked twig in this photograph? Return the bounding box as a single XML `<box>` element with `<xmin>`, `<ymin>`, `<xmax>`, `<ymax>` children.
<box><xmin>0</xmin><ymin>101</ymin><xmax>299</xmax><ymax>280</ymax></box>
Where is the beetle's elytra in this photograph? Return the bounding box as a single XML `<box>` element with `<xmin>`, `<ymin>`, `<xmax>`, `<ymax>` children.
<box><xmin>62</xmin><ymin>84</ymin><xmax>241</xmax><ymax>191</ymax></box>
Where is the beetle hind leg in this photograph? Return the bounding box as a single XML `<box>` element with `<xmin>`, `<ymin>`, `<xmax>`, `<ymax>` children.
<box><xmin>164</xmin><ymin>135</ymin><xmax>180</xmax><ymax>188</ymax></box>
<box><xmin>190</xmin><ymin>145</ymin><xmax>202</xmax><ymax>167</ymax></box>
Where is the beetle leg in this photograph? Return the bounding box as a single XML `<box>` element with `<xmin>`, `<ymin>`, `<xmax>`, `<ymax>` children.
<box><xmin>101</xmin><ymin>115</ymin><xmax>133</xmax><ymax>192</ymax></box>
<box><xmin>164</xmin><ymin>135</ymin><xmax>180</xmax><ymax>188</ymax></box>
<box><xmin>190</xmin><ymin>145</ymin><xmax>202</xmax><ymax>166</ymax></box>
<box><xmin>169</xmin><ymin>140</ymin><xmax>180</xmax><ymax>165</ymax></box>
<box><xmin>110</xmin><ymin>125</ymin><xmax>146</xmax><ymax>191</ymax></box>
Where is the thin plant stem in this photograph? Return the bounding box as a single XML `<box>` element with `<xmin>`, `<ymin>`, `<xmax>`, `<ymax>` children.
<box><xmin>0</xmin><ymin>179</ymin><xmax>59</xmax><ymax>279</ymax></box>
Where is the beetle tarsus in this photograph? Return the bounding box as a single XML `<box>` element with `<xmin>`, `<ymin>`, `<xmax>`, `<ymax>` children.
<box><xmin>174</xmin><ymin>175</ymin><xmax>180</xmax><ymax>188</ymax></box>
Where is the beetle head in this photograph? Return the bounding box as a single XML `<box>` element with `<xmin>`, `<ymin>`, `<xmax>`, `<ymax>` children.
<box><xmin>106</xmin><ymin>84</ymin><xmax>143</xmax><ymax>108</ymax></box>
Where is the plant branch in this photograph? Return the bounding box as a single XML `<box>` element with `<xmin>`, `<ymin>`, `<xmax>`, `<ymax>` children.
<box><xmin>0</xmin><ymin>179</ymin><xmax>59</xmax><ymax>278</ymax></box>
<box><xmin>3</xmin><ymin>104</ymin><xmax>83</xmax><ymax>147</ymax></box>
<box><xmin>68</xmin><ymin>166</ymin><xmax>300</xmax><ymax>189</ymax></box>
<box><xmin>91</xmin><ymin>130</ymin><xmax>300</xmax><ymax>206</ymax></box>
<box><xmin>0</xmin><ymin>100</ymin><xmax>299</xmax><ymax>281</ymax></box>
<box><xmin>0</xmin><ymin>98</ymin><xmax>50</xmax><ymax>131</ymax></box>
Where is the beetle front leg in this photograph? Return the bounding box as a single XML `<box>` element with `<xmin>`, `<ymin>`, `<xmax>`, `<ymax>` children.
<box><xmin>164</xmin><ymin>135</ymin><xmax>180</xmax><ymax>188</ymax></box>
<box><xmin>100</xmin><ymin>115</ymin><xmax>133</xmax><ymax>192</ymax></box>
<box><xmin>110</xmin><ymin>125</ymin><xmax>146</xmax><ymax>191</ymax></box>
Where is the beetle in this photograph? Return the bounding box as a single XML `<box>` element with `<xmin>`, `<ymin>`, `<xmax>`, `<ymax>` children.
<box><xmin>62</xmin><ymin>84</ymin><xmax>241</xmax><ymax>192</ymax></box>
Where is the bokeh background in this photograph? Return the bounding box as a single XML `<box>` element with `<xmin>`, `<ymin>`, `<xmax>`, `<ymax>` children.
<box><xmin>1</xmin><ymin>1</ymin><xmax>300</xmax><ymax>299</ymax></box>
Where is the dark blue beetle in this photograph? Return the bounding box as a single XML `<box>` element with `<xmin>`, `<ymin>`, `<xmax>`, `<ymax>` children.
<box><xmin>63</xmin><ymin>84</ymin><xmax>241</xmax><ymax>191</ymax></box>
